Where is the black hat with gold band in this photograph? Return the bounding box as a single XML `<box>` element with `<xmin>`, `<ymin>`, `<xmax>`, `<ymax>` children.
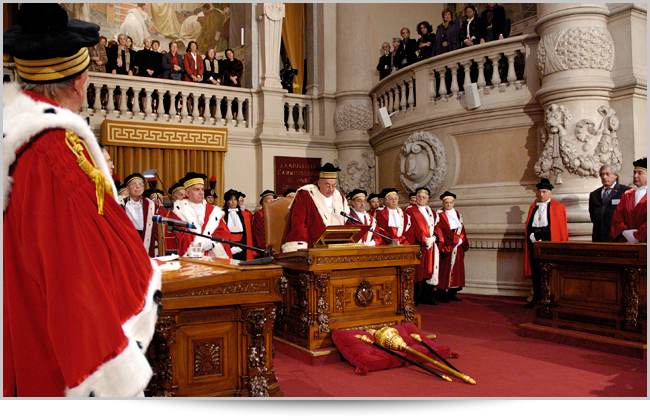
<box><xmin>383</xmin><ymin>188</ymin><xmax>399</xmax><ymax>199</ymax></box>
<box><xmin>259</xmin><ymin>189</ymin><xmax>276</xmax><ymax>205</ymax></box>
<box><xmin>144</xmin><ymin>189</ymin><xmax>165</xmax><ymax>200</ymax></box>
<box><xmin>123</xmin><ymin>173</ymin><xmax>145</xmax><ymax>187</ymax></box>
<box><xmin>439</xmin><ymin>191</ymin><xmax>457</xmax><ymax>201</ymax></box>
<box><xmin>415</xmin><ymin>187</ymin><xmax>431</xmax><ymax>196</ymax></box>
<box><xmin>317</xmin><ymin>163</ymin><xmax>341</xmax><ymax>179</ymax></box>
<box><xmin>347</xmin><ymin>189</ymin><xmax>367</xmax><ymax>201</ymax></box>
<box><xmin>283</xmin><ymin>188</ymin><xmax>297</xmax><ymax>197</ymax></box>
<box><xmin>169</xmin><ymin>182</ymin><xmax>185</xmax><ymax>196</ymax></box>
<box><xmin>3</xmin><ymin>4</ymin><xmax>99</xmax><ymax>84</ymax></box>
<box><xmin>408</xmin><ymin>190</ymin><xmax>417</xmax><ymax>199</ymax></box>
<box><xmin>633</xmin><ymin>157</ymin><xmax>647</xmax><ymax>170</ymax></box>
<box><xmin>181</xmin><ymin>172</ymin><xmax>207</xmax><ymax>190</ymax></box>
<box><xmin>367</xmin><ymin>193</ymin><xmax>379</xmax><ymax>202</ymax></box>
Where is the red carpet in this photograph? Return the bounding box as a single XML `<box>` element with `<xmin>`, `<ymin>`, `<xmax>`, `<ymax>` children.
<box><xmin>273</xmin><ymin>294</ymin><xmax>647</xmax><ymax>397</ymax></box>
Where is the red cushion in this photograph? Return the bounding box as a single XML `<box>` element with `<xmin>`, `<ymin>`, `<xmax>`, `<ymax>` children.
<box><xmin>331</xmin><ymin>324</ymin><xmax>455</xmax><ymax>374</ymax></box>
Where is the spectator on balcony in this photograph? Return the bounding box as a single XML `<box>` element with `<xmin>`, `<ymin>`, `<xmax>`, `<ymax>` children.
<box><xmin>137</xmin><ymin>38</ymin><xmax>161</xmax><ymax>78</ymax></box>
<box><xmin>390</xmin><ymin>37</ymin><xmax>401</xmax><ymax>72</ymax></box>
<box><xmin>434</xmin><ymin>8</ymin><xmax>460</xmax><ymax>56</ymax></box>
<box><xmin>89</xmin><ymin>38</ymin><xmax>108</xmax><ymax>73</ymax></box>
<box><xmin>107</xmin><ymin>33</ymin><xmax>134</xmax><ymax>75</ymax></box>
<box><xmin>480</xmin><ymin>3</ymin><xmax>508</xmax><ymax>43</ymax></box>
<box><xmin>376</xmin><ymin>42</ymin><xmax>392</xmax><ymax>80</ymax></box>
<box><xmin>183</xmin><ymin>41</ymin><xmax>204</xmax><ymax>82</ymax></box>
<box><xmin>416</xmin><ymin>21</ymin><xmax>435</xmax><ymax>61</ymax></box>
<box><xmin>221</xmin><ymin>48</ymin><xmax>243</xmax><ymax>87</ymax></box>
<box><xmin>393</xmin><ymin>27</ymin><xmax>419</xmax><ymax>70</ymax></box>
<box><xmin>203</xmin><ymin>48</ymin><xmax>222</xmax><ymax>85</ymax></box>
<box><xmin>162</xmin><ymin>41</ymin><xmax>184</xmax><ymax>80</ymax></box>
<box><xmin>460</xmin><ymin>4</ymin><xmax>483</xmax><ymax>48</ymax></box>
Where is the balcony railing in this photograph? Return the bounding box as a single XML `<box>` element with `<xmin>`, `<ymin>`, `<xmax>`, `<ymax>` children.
<box><xmin>370</xmin><ymin>34</ymin><xmax>540</xmax><ymax>127</ymax></box>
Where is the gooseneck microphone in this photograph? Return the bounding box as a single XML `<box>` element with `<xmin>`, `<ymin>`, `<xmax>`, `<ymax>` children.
<box><xmin>340</xmin><ymin>211</ymin><xmax>360</xmax><ymax>224</ymax></box>
<box><xmin>152</xmin><ymin>215</ymin><xmax>196</xmax><ymax>230</ymax></box>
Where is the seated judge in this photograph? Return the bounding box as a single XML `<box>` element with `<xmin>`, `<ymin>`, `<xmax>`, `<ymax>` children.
<box><xmin>588</xmin><ymin>164</ymin><xmax>631</xmax><ymax>242</ymax></box>
<box><xmin>367</xmin><ymin>192</ymin><xmax>381</xmax><ymax>217</ymax></box>
<box><xmin>374</xmin><ymin>188</ymin><xmax>412</xmax><ymax>245</ymax></box>
<box><xmin>524</xmin><ymin>178</ymin><xmax>568</xmax><ymax>308</ymax></box>
<box><xmin>122</xmin><ymin>173</ymin><xmax>157</xmax><ymax>257</ymax></box>
<box><xmin>171</xmin><ymin>172</ymin><xmax>232</xmax><ymax>259</ymax></box>
<box><xmin>283</xmin><ymin>188</ymin><xmax>297</xmax><ymax>199</ymax></box>
<box><xmin>281</xmin><ymin>163</ymin><xmax>350</xmax><ymax>252</ymax></box>
<box><xmin>252</xmin><ymin>189</ymin><xmax>276</xmax><ymax>251</ymax></box>
<box><xmin>610</xmin><ymin>157</ymin><xmax>647</xmax><ymax>243</ymax></box>
<box><xmin>222</xmin><ymin>189</ymin><xmax>253</xmax><ymax>261</ymax></box>
<box><xmin>436</xmin><ymin>191</ymin><xmax>469</xmax><ymax>303</ymax></box>
<box><xmin>346</xmin><ymin>189</ymin><xmax>381</xmax><ymax>246</ymax></box>
<box><xmin>404</xmin><ymin>187</ymin><xmax>441</xmax><ymax>306</ymax></box>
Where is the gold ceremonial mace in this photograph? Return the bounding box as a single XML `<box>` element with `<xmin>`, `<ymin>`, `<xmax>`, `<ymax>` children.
<box><xmin>368</xmin><ymin>327</ymin><xmax>476</xmax><ymax>385</ymax></box>
<box><xmin>410</xmin><ymin>333</ymin><xmax>463</xmax><ymax>374</ymax></box>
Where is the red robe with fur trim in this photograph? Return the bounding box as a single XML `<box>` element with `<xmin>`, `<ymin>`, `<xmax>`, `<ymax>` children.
<box><xmin>609</xmin><ymin>189</ymin><xmax>647</xmax><ymax>242</ymax></box>
<box><xmin>374</xmin><ymin>207</ymin><xmax>412</xmax><ymax>245</ymax></box>
<box><xmin>252</xmin><ymin>209</ymin><xmax>266</xmax><ymax>250</ymax></box>
<box><xmin>346</xmin><ymin>209</ymin><xmax>381</xmax><ymax>245</ymax></box>
<box><xmin>3</xmin><ymin>86</ymin><xmax>160</xmax><ymax>397</ymax></box>
<box><xmin>172</xmin><ymin>200</ymin><xmax>233</xmax><ymax>259</ymax></box>
<box><xmin>404</xmin><ymin>205</ymin><xmax>441</xmax><ymax>285</ymax></box>
<box><xmin>523</xmin><ymin>199</ymin><xmax>568</xmax><ymax>277</ymax></box>
<box><xmin>223</xmin><ymin>207</ymin><xmax>255</xmax><ymax>261</ymax></box>
<box><xmin>436</xmin><ymin>209</ymin><xmax>469</xmax><ymax>290</ymax></box>
<box><xmin>122</xmin><ymin>196</ymin><xmax>157</xmax><ymax>257</ymax></box>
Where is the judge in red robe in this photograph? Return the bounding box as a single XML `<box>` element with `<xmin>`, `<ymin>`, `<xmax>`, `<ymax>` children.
<box><xmin>404</xmin><ymin>187</ymin><xmax>441</xmax><ymax>305</ymax></box>
<box><xmin>4</xmin><ymin>7</ymin><xmax>160</xmax><ymax>395</ymax></box>
<box><xmin>171</xmin><ymin>172</ymin><xmax>233</xmax><ymax>259</ymax></box>
<box><xmin>223</xmin><ymin>189</ymin><xmax>255</xmax><ymax>261</ymax></box>
<box><xmin>282</xmin><ymin>163</ymin><xmax>350</xmax><ymax>252</ymax></box>
<box><xmin>436</xmin><ymin>191</ymin><xmax>469</xmax><ymax>302</ymax></box>
<box><xmin>122</xmin><ymin>173</ymin><xmax>157</xmax><ymax>257</ymax></box>
<box><xmin>346</xmin><ymin>189</ymin><xmax>382</xmax><ymax>246</ymax></box>
<box><xmin>367</xmin><ymin>192</ymin><xmax>381</xmax><ymax>217</ymax></box>
<box><xmin>524</xmin><ymin>178</ymin><xmax>568</xmax><ymax>307</ymax></box>
<box><xmin>252</xmin><ymin>190</ymin><xmax>277</xmax><ymax>251</ymax></box>
<box><xmin>374</xmin><ymin>188</ymin><xmax>412</xmax><ymax>246</ymax></box>
<box><xmin>610</xmin><ymin>157</ymin><xmax>647</xmax><ymax>243</ymax></box>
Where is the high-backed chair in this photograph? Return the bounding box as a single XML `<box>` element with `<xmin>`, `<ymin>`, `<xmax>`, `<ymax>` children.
<box><xmin>263</xmin><ymin>197</ymin><xmax>293</xmax><ymax>255</ymax></box>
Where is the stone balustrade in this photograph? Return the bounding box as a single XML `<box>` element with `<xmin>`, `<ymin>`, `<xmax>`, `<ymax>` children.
<box><xmin>370</xmin><ymin>34</ymin><xmax>540</xmax><ymax>126</ymax></box>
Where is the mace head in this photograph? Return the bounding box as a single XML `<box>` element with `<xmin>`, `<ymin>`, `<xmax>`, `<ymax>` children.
<box><xmin>373</xmin><ymin>326</ymin><xmax>407</xmax><ymax>351</ymax></box>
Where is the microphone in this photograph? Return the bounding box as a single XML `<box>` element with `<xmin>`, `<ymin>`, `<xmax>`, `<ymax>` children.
<box><xmin>152</xmin><ymin>215</ymin><xmax>196</xmax><ymax>230</ymax></box>
<box><xmin>340</xmin><ymin>211</ymin><xmax>361</xmax><ymax>224</ymax></box>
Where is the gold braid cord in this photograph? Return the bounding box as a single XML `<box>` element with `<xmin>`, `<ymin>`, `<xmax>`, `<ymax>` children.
<box><xmin>64</xmin><ymin>130</ymin><xmax>113</xmax><ymax>215</ymax></box>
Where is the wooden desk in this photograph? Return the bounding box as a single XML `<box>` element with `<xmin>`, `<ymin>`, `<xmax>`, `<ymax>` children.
<box><xmin>273</xmin><ymin>245</ymin><xmax>422</xmax><ymax>350</ymax></box>
<box><xmin>145</xmin><ymin>258</ymin><xmax>285</xmax><ymax>397</ymax></box>
<box><xmin>534</xmin><ymin>242</ymin><xmax>647</xmax><ymax>343</ymax></box>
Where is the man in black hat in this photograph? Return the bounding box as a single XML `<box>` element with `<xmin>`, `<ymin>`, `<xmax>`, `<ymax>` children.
<box><xmin>346</xmin><ymin>189</ymin><xmax>381</xmax><ymax>246</ymax></box>
<box><xmin>283</xmin><ymin>188</ymin><xmax>297</xmax><ymax>199</ymax></box>
<box><xmin>252</xmin><ymin>189</ymin><xmax>277</xmax><ymax>251</ymax></box>
<box><xmin>523</xmin><ymin>178</ymin><xmax>568</xmax><ymax>308</ymax></box>
<box><xmin>3</xmin><ymin>4</ymin><xmax>161</xmax><ymax>397</ymax></box>
<box><xmin>282</xmin><ymin>163</ymin><xmax>350</xmax><ymax>252</ymax></box>
<box><xmin>204</xmin><ymin>188</ymin><xmax>216</xmax><ymax>205</ymax></box>
<box><xmin>367</xmin><ymin>192</ymin><xmax>381</xmax><ymax>217</ymax></box>
<box><xmin>169</xmin><ymin>181</ymin><xmax>187</xmax><ymax>204</ymax></box>
<box><xmin>588</xmin><ymin>164</ymin><xmax>631</xmax><ymax>242</ymax></box>
<box><xmin>610</xmin><ymin>157</ymin><xmax>647</xmax><ymax>243</ymax></box>
<box><xmin>375</xmin><ymin>188</ymin><xmax>413</xmax><ymax>245</ymax></box>
<box><xmin>171</xmin><ymin>172</ymin><xmax>233</xmax><ymax>259</ymax></box>
<box><xmin>122</xmin><ymin>172</ymin><xmax>157</xmax><ymax>257</ymax></box>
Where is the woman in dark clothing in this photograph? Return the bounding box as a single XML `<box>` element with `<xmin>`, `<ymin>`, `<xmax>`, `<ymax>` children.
<box><xmin>460</xmin><ymin>4</ymin><xmax>483</xmax><ymax>48</ymax></box>
<box><xmin>222</xmin><ymin>189</ymin><xmax>253</xmax><ymax>261</ymax></box>
<box><xmin>220</xmin><ymin>48</ymin><xmax>243</xmax><ymax>87</ymax></box>
<box><xmin>480</xmin><ymin>3</ymin><xmax>508</xmax><ymax>43</ymax></box>
<box><xmin>416</xmin><ymin>21</ymin><xmax>435</xmax><ymax>60</ymax></box>
<box><xmin>203</xmin><ymin>48</ymin><xmax>222</xmax><ymax>85</ymax></box>
<box><xmin>434</xmin><ymin>8</ymin><xmax>461</xmax><ymax>56</ymax></box>
<box><xmin>106</xmin><ymin>33</ymin><xmax>134</xmax><ymax>75</ymax></box>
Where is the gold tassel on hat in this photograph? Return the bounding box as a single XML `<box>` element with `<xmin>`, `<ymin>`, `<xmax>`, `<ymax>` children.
<box><xmin>65</xmin><ymin>130</ymin><xmax>113</xmax><ymax>215</ymax></box>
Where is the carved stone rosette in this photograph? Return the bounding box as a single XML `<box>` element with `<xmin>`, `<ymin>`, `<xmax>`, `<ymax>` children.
<box><xmin>538</xmin><ymin>263</ymin><xmax>554</xmax><ymax>318</ymax></box>
<box><xmin>333</xmin><ymin>104</ymin><xmax>373</xmax><ymax>132</ymax></box>
<box><xmin>399</xmin><ymin>131</ymin><xmax>448</xmax><ymax>195</ymax></box>
<box><xmin>314</xmin><ymin>274</ymin><xmax>330</xmax><ymax>335</ymax></box>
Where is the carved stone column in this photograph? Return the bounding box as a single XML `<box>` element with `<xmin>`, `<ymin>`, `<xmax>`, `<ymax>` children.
<box><xmin>534</xmin><ymin>4</ymin><xmax>618</xmax><ymax>186</ymax></box>
<box><xmin>333</xmin><ymin>3</ymin><xmax>376</xmax><ymax>196</ymax></box>
<box><xmin>257</xmin><ymin>3</ymin><xmax>284</xmax><ymax>89</ymax></box>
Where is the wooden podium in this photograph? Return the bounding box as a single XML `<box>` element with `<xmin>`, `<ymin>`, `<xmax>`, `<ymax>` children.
<box><xmin>145</xmin><ymin>259</ymin><xmax>285</xmax><ymax>397</ymax></box>
<box><xmin>533</xmin><ymin>242</ymin><xmax>647</xmax><ymax>343</ymax></box>
<box><xmin>273</xmin><ymin>245</ymin><xmax>422</xmax><ymax>351</ymax></box>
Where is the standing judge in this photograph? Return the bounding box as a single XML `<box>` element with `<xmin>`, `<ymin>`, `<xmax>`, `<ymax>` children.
<box><xmin>282</xmin><ymin>163</ymin><xmax>350</xmax><ymax>252</ymax></box>
<box><xmin>524</xmin><ymin>178</ymin><xmax>568</xmax><ymax>308</ymax></box>
<box><xmin>375</xmin><ymin>188</ymin><xmax>412</xmax><ymax>246</ymax></box>
<box><xmin>436</xmin><ymin>191</ymin><xmax>469</xmax><ymax>303</ymax></box>
<box><xmin>588</xmin><ymin>164</ymin><xmax>631</xmax><ymax>242</ymax></box>
<box><xmin>346</xmin><ymin>189</ymin><xmax>381</xmax><ymax>246</ymax></box>
<box><xmin>610</xmin><ymin>157</ymin><xmax>647</xmax><ymax>243</ymax></box>
<box><xmin>3</xmin><ymin>3</ymin><xmax>160</xmax><ymax>396</ymax></box>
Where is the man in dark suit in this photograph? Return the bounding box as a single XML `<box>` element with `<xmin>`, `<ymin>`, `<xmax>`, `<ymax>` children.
<box><xmin>393</xmin><ymin>27</ymin><xmax>419</xmax><ymax>70</ymax></box>
<box><xmin>376</xmin><ymin>42</ymin><xmax>392</xmax><ymax>80</ymax></box>
<box><xmin>589</xmin><ymin>164</ymin><xmax>632</xmax><ymax>242</ymax></box>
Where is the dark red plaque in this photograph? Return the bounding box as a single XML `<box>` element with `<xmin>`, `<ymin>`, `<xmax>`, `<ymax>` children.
<box><xmin>274</xmin><ymin>157</ymin><xmax>321</xmax><ymax>194</ymax></box>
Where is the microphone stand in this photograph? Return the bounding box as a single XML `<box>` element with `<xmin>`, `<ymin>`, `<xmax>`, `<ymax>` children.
<box><xmin>341</xmin><ymin>211</ymin><xmax>397</xmax><ymax>245</ymax></box>
<box><xmin>168</xmin><ymin>226</ymin><xmax>274</xmax><ymax>265</ymax></box>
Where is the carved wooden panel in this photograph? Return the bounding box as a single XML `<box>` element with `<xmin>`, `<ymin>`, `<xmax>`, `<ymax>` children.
<box><xmin>193</xmin><ymin>338</ymin><xmax>222</xmax><ymax>378</ymax></box>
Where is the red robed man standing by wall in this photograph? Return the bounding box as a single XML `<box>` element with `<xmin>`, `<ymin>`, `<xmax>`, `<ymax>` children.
<box><xmin>282</xmin><ymin>163</ymin><xmax>350</xmax><ymax>252</ymax></box>
<box><xmin>436</xmin><ymin>191</ymin><xmax>469</xmax><ymax>303</ymax></box>
<box><xmin>610</xmin><ymin>157</ymin><xmax>647</xmax><ymax>243</ymax></box>
<box><xmin>523</xmin><ymin>178</ymin><xmax>568</xmax><ymax>308</ymax></box>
